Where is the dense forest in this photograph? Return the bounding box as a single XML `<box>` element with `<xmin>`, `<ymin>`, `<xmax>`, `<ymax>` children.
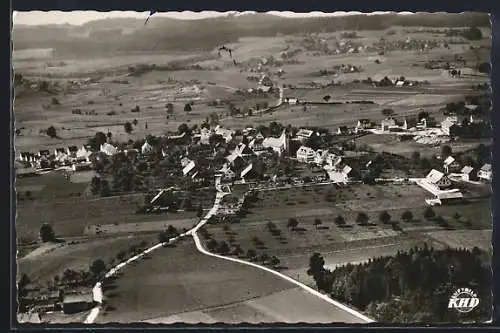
<box><xmin>13</xmin><ymin>12</ymin><xmax>490</xmax><ymax>56</ymax></box>
<box><xmin>307</xmin><ymin>245</ymin><xmax>491</xmax><ymax>323</ymax></box>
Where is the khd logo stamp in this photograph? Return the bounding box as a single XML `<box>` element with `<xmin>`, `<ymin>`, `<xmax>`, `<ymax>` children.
<box><xmin>448</xmin><ymin>288</ymin><xmax>480</xmax><ymax>313</ymax></box>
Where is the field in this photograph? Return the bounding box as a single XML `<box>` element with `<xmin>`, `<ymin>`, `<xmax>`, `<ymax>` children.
<box><xmin>204</xmin><ymin>182</ymin><xmax>492</xmax><ymax>286</ymax></box>
<box><xmin>16</xmin><ymin>171</ymin><xmax>214</xmax><ymax>241</ymax></box>
<box><xmin>14</xmin><ymin>26</ymin><xmax>489</xmax><ymax>152</ymax></box>
<box><xmin>17</xmin><ymin>233</ymin><xmax>159</xmax><ymax>286</ymax></box>
<box><xmin>96</xmin><ymin>238</ymin><xmax>367</xmax><ymax>324</ymax></box>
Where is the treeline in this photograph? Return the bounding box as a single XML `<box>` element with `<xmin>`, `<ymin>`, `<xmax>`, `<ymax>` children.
<box><xmin>13</xmin><ymin>12</ymin><xmax>489</xmax><ymax>55</ymax></box>
<box><xmin>308</xmin><ymin>246</ymin><xmax>491</xmax><ymax>323</ymax></box>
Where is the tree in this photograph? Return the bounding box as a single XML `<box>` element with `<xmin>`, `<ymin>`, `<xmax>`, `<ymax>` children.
<box><xmin>270</xmin><ymin>256</ymin><xmax>280</xmax><ymax>267</ymax></box>
<box><xmin>132</xmin><ymin>118</ymin><xmax>138</xmax><ymax>126</ymax></box>
<box><xmin>401</xmin><ymin>210</ymin><xmax>413</xmax><ymax>222</ymax></box>
<box><xmin>89</xmin><ymin>259</ymin><xmax>106</xmax><ymax>278</ymax></box>
<box><xmin>184</xmin><ymin>103</ymin><xmax>192</xmax><ymax>112</ymax></box>
<box><xmin>124</xmin><ymin>121</ymin><xmax>133</xmax><ymax>134</ymax></box>
<box><xmin>417</xmin><ymin>111</ymin><xmax>429</xmax><ymax>121</ymax></box>
<box><xmin>381</xmin><ymin>108</ymin><xmax>395</xmax><ymax>118</ymax></box>
<box><xmin>424</xmin><ymin>207</ymin><xmax>436</xmax><ymax>220</ymax></box>
<box><xmin>18</xmin><ymin>273</ymin><xmax>30</xmax><ymax>297</ymax></box>
<box><xmin>441</xmin><ymin>145</ymin><xmax>452</xmax><ymax>158</ymax></box>
<box><xmin>178</xmin><ymin>123</ymin><xmax>190</xmax><ymax>135</ymax></box>
<box><xmin>334</xmin><ymin>215</ymin><xmax>346</xmax><ymax>226</ymax></box>
<box><xmin>379</xmin><ymin>211</ymin><xmax>391</xmax><ymax>224</ymax></box>
<box><xmin>453</xmin><ymin>212</ymin><xmax>461</xmax><ymax>221</ymax></box>
<box><xmin>314</xmin><ymin>218</ymin><xmax>322</xmax><ymax>228</ymax></box>
<box><xmin>259</xmin><ymin>253</ymin><xmax>270</xmax><ymax>263</ymax></box>
<box><xmin>166</xmin><ymin>103</ymin><xmax>174</xmax><ymax>114</ymax></box>
<box><xmin>51</xmin><ymin>97</ymin><xmax>60</xmax><ymax>105</ymax></box>
<box><xmin>99</xmin><ymin>180</ymin><xmax>111</xmax><ymax>197</ymax></box>
<box><xmin>39</xmin><ymin>223</ymin><xmax>55</xmax><ymax>242</ymax></box>
<box><xmin>356</xmin><ymin>212</ymin><xmax>369</xmax><ymax>226</ymax></box>
<box><xmin>323</xmin><ymin>95</ymin><xmax>331</xmax><ymax>102</ymax></box>
<box><xmin>287</xmin><ymin>218</ymin><xmax>299</xmax><ymax>230</ymax></box>
<box><xmin>462</xmin><ymin>26</ymin><xmax>483</xmax><ymax>40</ymax></box>
<box><xmin>46</xmin><ymin>126</ymin><xmax>57</xmax><ymax>138</ymax></box>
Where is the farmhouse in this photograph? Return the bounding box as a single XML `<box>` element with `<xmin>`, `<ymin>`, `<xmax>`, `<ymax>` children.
<box><xmin>262</xmin><ymin>130</ymin><xmax>287</xmax><ymax>156</ymax></box>
<box><xmin>217</xmin><ymin>163</ymin><xmax>237</xmax><ymax>181</ymax></box>
<box><xmin>141</xmin><ymin>140</ymin><xmax>154</xmax><ymax>155</ymax></box>
<box><xmin>325</xmin><ymin>164</ymin><xmax>352</xmax><ymax>184</ymax></box>
<box><xmin>286</xmin><ymin>98</ymin><xmax>299</xmax><ymax>105</ymax></box>
<box><xmin>381</xmin><ymin>118</ymin><xmax>397</xmax><ymax>132</ymax></box>
<box><xmin>76</xmin><ymin>145</ymin><xmax>92</xmax><ymax>161</ymax></box>
<box><xmin>355</xmin><ymin>119</ymin><xmax>372</xmax><ymax>132</ymax></box>
<box><xmin>200</xmin><ymin>127</ymin><xmax>213</xmax><ymax>145</ymax></box>
<box><xmin>337</xmin><ymin>126</ymin><xmax>349</xmax><ymax>135</ymax></box>
<box><xmin>443</xmin><ymin>156</ymin><xmax>461</xmax><ymax>174</ymax></box>
<box><xmin>426</xmin><ymin>169</ymin><xmax>452</xmax><ymax>189</ymax></box>
<box><xmin>62</xmin><ymin>294</ymin><xmax>95</xmax><ymax>314</ymax></box>
<box><xmin>402</xmin><ymin>117</ymin><xmax>418</xmax><ymax>130</ymax></box>
<box><xmin>478</xmin><ymin>163</ymin><xmax>492</xmax><ymax>182</ymax></box>
<box><xmin>441</xmin><ymin>116</ymin><xmax>459</xmax><ymax>136</ymax></box>
<box><xmin>295</xmin><ymin>128</ymin><xmax>314</xmax><ymax>142</ymax></box>
<box><xmin>296</xmin><ymin>146</ymin><xmax>316</xmax><ymax>163</ymax></box>
<box><xmin>66</xmin><ymin>146</ymin><xmax>78</xmax><ymax>157</ymax></box>
<box><xmin>233</xmin><ymin>143</ymin><xmax>255</xmax><ymax>158</ymax></box>
<box><xmin>100</xmin><ymin>143</ymin><xmax>118</xmax><ymax>156</ymax></box>
<box><xmin>460</xmin><ymin>166</ymin><xmax>478</xmax><ymax>181</ymax></box>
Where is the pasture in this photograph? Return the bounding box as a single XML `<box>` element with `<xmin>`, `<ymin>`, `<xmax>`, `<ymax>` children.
<box><xmin>96</xmin><ymin>238</ymin><xmax>367</xmax><ymax>324</ymax></box>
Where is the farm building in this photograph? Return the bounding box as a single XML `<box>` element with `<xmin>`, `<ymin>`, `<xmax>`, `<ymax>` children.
<box><xmin>233</xmin><ymin>143</ymin><xmax>255</xmax><ymax>158</ymax></box>
<box><xmin>325</xmin><ymin>164</ymin><xmax>352</xmax><ymax>184</ymax></box>
<box><xmin>381</xmin><ymin>118</ymin><xmax>397</xmax><ymax>132</ymax></box>
<box><xmin>295</xmin><ymin>128</ymin><xmax>315</xmax><ymax>142</ymax></box>
<box><xmin>416</xmin><ymin>118</ymin><xmax>428</xmax><ymax>129</ymax></box>
<box><xmin>337</xmin><ymin>126</ymin><xmax>349</xmax><ymax>135</ymax></box>
<box><xmin>296</xmin><ymin>146</ymin><xmax>316</xmax><ymax>163</ymax></box>
<box><xmin>62</xmin><ymin>294</ymin><xmax>95</xmax><ymax>314</ymax></box>
<box><xmin>443</xmin><ymin>156</ymin><xmax>461</xmax><ymax>174</ymax></box>
<box><xmin>200</xmin><ymin>127</ymin><xmax>213</xmax><ymax>145</ymax></box>
<box><xmin>214</xmin><ymin>125</ymin><xmax>234</xmax><ymax>143</ymax></box>
<box><xmin>402</xmin><ymin>117</ymin><xmax>418</xmax><ymax>130</ymax></box>
<box><xmin>66</xmin><ymin>146</ymin><xmax>79</xmax><ymax>157</ymax></box>
<box><xmin>217</xmin><ymin>163</ymin><xmax>237</xmax><ymax>181</ymax></box>
<box><xmin>286</xmin><ymin>98</ymin><xmax>299</xmax><ymax>105</ymax></box>
<box><xmin>355</xmin><ymin>119</ymin><xmax>372</xmax><ymax>132</ymax></box>
<box><xmin>72</xmin><ymin>162</ymin><xmax>92</xmax><ymax>172</ymax></box>
<box><xmin>182</xmin><ymin>160</ymin><xmax>197</xmax><ymax>177</ymax></box>
<box><xmin>441</xmin><ymin>116</ymin><xmax>459</xmax><ymax>136</ymax></box>
<box><xmin>424</xmin><ymin>169</ymin><xmax>452</xmax><ymax>190</ymax></box>
<box><xmin>478</xmin><ymin>163</ymin><xmax>492</xmax><ymax>182</ymax></box>
<box><xmin>76</xmin><ymin>145</ymin><xmax>92</xmax><ymax>161</ymax></box>
<box><xmin>37</xmin><ymin>150</ymin><xmax>50</xmax><ymax>158</ymax></box>
<box><xmin>460</xmin><ymin>166</ymin><xmax>478</xmax><ymax>181</ymax></box>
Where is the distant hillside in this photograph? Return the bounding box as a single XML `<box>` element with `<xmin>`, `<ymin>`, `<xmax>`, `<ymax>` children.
<box><xmin>12</xmin><ymin>12</ymin><xmax>490</xmax><ymax>57</ymax></box>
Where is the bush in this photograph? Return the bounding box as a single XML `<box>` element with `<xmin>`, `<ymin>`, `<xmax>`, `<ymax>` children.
<box><xmin>39</xmin><ymin>223</ymin><xmax>55</xmax><ymax>242</ymax></box>
<box><xmin>379</xmin><ymin>211</ymin><xmax>391</xmax><ymax>224</ymax></box>
<box><xmin>46</xmin><ymin>126</ymin><xmax>57</xmax><ymax>138</ymax></box>
<box><xmin>401</xmin><ymin>210</ymin><xmax>413</xmax><ymax>222</ymax></box>
<box><xmin>424</xmin><ymin>207</ymin><xmax>436</xmax><ymax>220</ymax></box>
<box><xmin>184</xmin><ymin>103</ymin><xmax>192</xmax><ymax>112</ymax></box>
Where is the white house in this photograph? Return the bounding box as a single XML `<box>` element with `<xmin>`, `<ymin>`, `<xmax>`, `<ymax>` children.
<box><xmin>478</xmin><ymin>163</ymin><xmax>492</xmax><ymax>182</ymax></box>
<box><xmin>425</xmin><ymin>169</ymin><xmax>452</xmax><ymax>190</ymax></box>
<box><xmin>180</xmin><ymin>156</ymin><xmax>192</xmax><ymax>168</ymax></box>
<box><xmin>443</xmin><ymin>156</ymin><xmax>461</xmax><ymax>174</ymax></box>
<box><xmin>233</xmin><ymin>143</ymin><xmax>255</xmax><ymax>158</ymax></box>
<box><xmin>182</xmin><ymin>160</ymin><xmax>197</xmax><ymax>177</ymax></box>
<box><xmin>286</xmin><ymin>98</ymin><xmax>299</xmax><ymax>105</ymax></box>
<box><xmin>337</xmin><ymin>126</ymin><xmax>349</xmax><ymax>135</ymax></box>
<box><xmin>441</xmin><ymin>116</ymin><xmax>459</xmax><ymax>136</ymax></box>
<box><xmin>100</xmin><ymin>143</ymin><xmax>118</xmax><ymax>156</ymax></box>
<box><xmin>381</xmin><ymin>118</ymin><xmax>397</xmax><ymax>132</ymax></box>
<box><xmin>262</xmin><ymin>130</ymin><xmax>287</xmax><ymax>155</ymax></box>
<box><xmin>296</xmin><ymin>146</ymin><xmax>316</xmax><ymax>163</ymax></box>
<box><xmin>355</xmin><ymin>119</ymin><xmax>371</xmax><ymax>133</ymax></box>
<box><xmin>215</xmin><ymin>125</ymin><xmax>234</xmax><ymax>143</ymax></box>
<box><xmin>76</xmin><ymin>146</ymin><xmax>92</xmax><ymax>162</ymax></box>
<box><xmin>314</xmin><ymin>150</ymin><xmax>328</xmax><ymax>165</ymax></box>
<box><xmin>295</xmin><ymin>129</ymin><xmax>314</xmax><ymax>142</ymax></box>
<box><xmin>200</xmin><ymin>127</ymin><xmax>213</xmax><ymax>145</ymax></box>
<box><xmin>141</xmin><ymin>141</ymin><xmax>154</xmax><ymax>155</ymax></box>
<box><xmin>460</xmin><ymin>166</ymin><xmax>478</xmax><ymax>182</ymax></box>
<box><xmin>325</xmin><ymin>164</ymin><xmax>352</xmax><ymax>183</ymax></box>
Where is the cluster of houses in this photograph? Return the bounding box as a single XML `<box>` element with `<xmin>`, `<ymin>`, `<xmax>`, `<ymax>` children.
<box><xmin>416</xmin><ymin>155</ymin><xmax>491</xmax><ymax>206</ymax></box>
<box><xmin>16</xmin><ymin>145</ymin><xmax>94</xmax><ymax>175</ymax></box>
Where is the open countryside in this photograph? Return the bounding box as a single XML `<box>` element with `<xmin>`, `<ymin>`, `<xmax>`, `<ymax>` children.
<box><xmin>14</xmin><ymin>11</ymin><xmax>491</xmax><ymax>325</ymax></box>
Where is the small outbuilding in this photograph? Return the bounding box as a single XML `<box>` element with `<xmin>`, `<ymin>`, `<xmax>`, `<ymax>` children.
<box><xmin>62</xmin><ymin>294</ymin><xmax>95</xmax><ymax>314</ymax></box>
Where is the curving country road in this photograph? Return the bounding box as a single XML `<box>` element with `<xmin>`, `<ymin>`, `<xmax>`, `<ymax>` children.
<box><xmin>84</xmin><ymin>178</ymin><xmax>374</xmax><ymax>325</ymax></box>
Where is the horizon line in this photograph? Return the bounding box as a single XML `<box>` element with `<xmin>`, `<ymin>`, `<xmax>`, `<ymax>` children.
<box><xmin>12</xmin><ymin>10</ymin><xmax>419</xmax><ymax>27</ymax></box>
